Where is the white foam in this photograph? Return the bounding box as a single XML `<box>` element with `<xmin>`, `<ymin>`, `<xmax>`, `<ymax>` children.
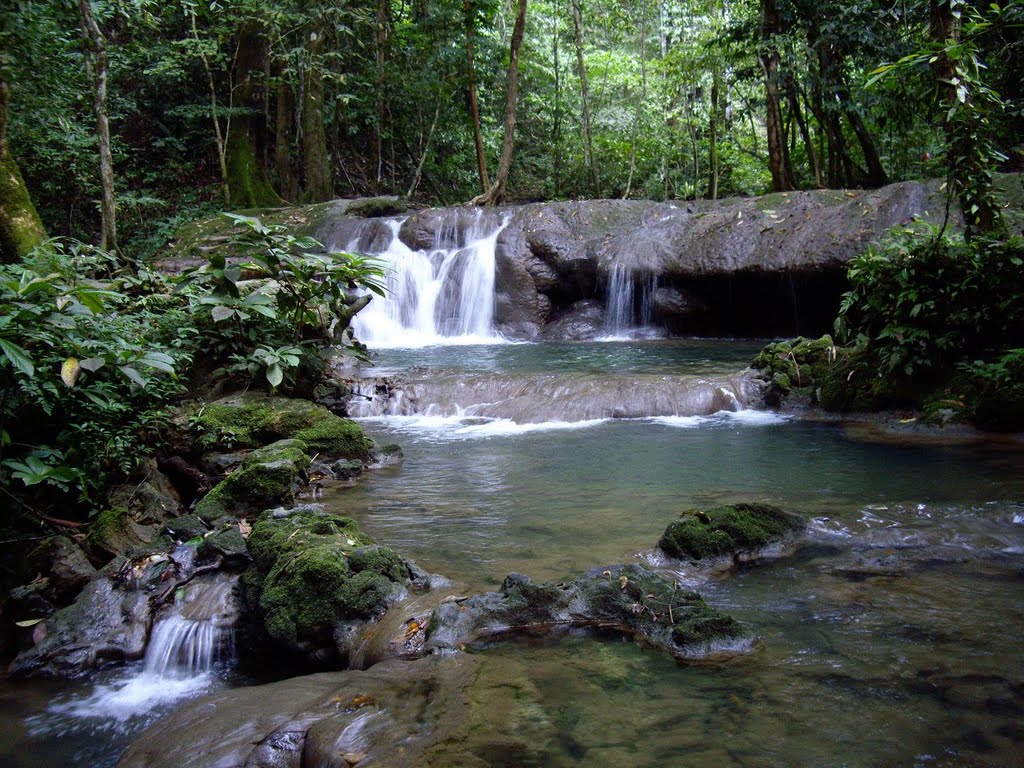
<box><xmin>649</xmin><ymin>409</ymin><xmax>791</xmax><ymax>428</ymax></box>
<box><xmin>359</xmin><ymin>414</ymin><xmax>607</xmax><ymax>439</ymax></box>
<box><xmin>363</xmin><ymin>332</ymin><xmax>512</xmax><ymax>350</ymax></box>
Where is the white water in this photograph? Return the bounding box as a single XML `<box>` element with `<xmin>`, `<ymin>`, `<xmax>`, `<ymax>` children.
<box><xmin>602</xmin><ymin>264</ymin><xmax>658</xmax><ymax>339</ymax></box>
<box><xmin>32</xmin><ymin>577</ymin><xmax>236</xmax><ymax>733</ymax></box>
<box><xmin>350</xmin><ymin>212</ymin><xmax>510</xmax><ymax>348</ymax></box>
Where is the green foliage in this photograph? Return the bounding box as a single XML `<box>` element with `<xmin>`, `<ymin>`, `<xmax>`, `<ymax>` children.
<box><xmin>835</xmin><ymin>222</ymin><xmax>1024</xmax><ymax>403</ymax></box>
<box><xmin>0</xmin><ymin>239</ymin><xmax>188</xmax><ymax>503</ymax></box>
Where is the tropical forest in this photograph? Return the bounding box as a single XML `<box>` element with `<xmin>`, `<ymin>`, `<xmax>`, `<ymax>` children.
<box><xmin>0</xmin><ymin>0</ymin><xmax>1022</xmax><ymax>765</ymax></box>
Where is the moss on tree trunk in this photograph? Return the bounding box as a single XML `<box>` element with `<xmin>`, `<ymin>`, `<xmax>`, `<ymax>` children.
<box><xmin>0</xmin><ymin>151</ymin><xmax>47</xmax><ymax>262</ymax></box>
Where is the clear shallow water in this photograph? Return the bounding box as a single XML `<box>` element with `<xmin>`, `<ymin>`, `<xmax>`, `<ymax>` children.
<box><xmin>4</xmin><ymin>339</ymin><xmax>1023</xmax><ymax>767</ymax></box>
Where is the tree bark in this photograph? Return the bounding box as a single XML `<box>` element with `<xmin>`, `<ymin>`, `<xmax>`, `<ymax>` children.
<box><xmin>226</xmin><ymin>23</ymin><xmax>281</xmax><ymax>208</ymax></box>
<box><xmin>624</xmin><ymin>0</ymin><xmax>648</xmax><ymax>199</ymax></box>
<box><xmin>0</xmin><ymin>81</ymin><xmax>48</xmax><ymax>263</ymax></box>
<box><xmin>373</xmin><ymin>0</ymin><xmax>392</xmax><ymax>185</ymax></box>
<box><xmin>707</xmin><ymin>70</ymin><xmax>721</xmax><ymax>199</ymax></box>
<box><xmin>302</xmin><ymin>27</ymin><xmax>333</xmax><ymax>203</ymax></box>
<box><xmin>552</xmin><ymin>0</ymin><xmax>562</xmax><ymax>197</ymax></box>
<box><xmin>466</xmin><ymin>1</ymin><xmax>490</xmax><ymax>195</ymax></box>
<box><xmin>76</xmin><ymin>0</ymin><xmax>117</xmax><ymax>252</ymax></box>
<box><xmin>570</xmin><ymin>0</ymin><xmax>600</xmax><ymax>197</ymax></box>
<box><xmin>189</xmin><ymin>8</ymin><xmax>230</xmax><ymax>206</ymax></box>
<box><xmin>471</xmin><ymin>0</ymin><xmax>527</xmax><ymax>206</ymax></box>
<box><xmin>784</xmin><ymin>72</ymin><xmax>820</xmax><ymax>187</ymax></box>
<box><xmin>274</xmin><ymin>74</ymin><xmax>298</xmax><ymax>203</ymax></box>
<box><xmin>759</xmin><ymin>0</ymin><xmax>795</xmax><ymax>192</ymax></box>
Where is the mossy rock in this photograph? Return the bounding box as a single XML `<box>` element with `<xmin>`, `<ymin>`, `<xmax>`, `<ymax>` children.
<box><xmin>344</xmin><ymin>196</ymin><xmax>407</xmax><ymax>218</ymax></box>
<box><xmin>194</xmin><ymin>442</ymin><xmax>308</xmax><ymax>524</ymax></box>
<box><xmin>191</xmin><ymin>394</ymin><xmax>374</xmax><ymax>460</ymax></box>
<box><xmin>658</xmin><ymin>503</ymin><xmax>805</xmax><ymax>562</ymax></box>
<box><xmin>85</xmin><ymin>507</ymin><xmax>157</xmax><ymax>564</ymax></box>
<box><xmin>244</xmin><ymin>509</ymin><xmax>408</xmax><ymax>654</ymax></box>
<box><xmin>198</xmin><ymin>525</ymin><xmax>249</xmax><ymax>563</ymax></box>
<box><xmin>753</xmin><ymin>335</ymin><xmax>838</xmax><ymax>398</ymax></box>
<box><xmin>162</xmin><ymin>515</ymin><xmax>209</xmax><ymax>542</ymax></box>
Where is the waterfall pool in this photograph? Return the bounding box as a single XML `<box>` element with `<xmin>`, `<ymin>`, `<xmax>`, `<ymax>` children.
<box><xmin>2</xmin><ymin>339</ymin><xmax>1022</xmax><ymax>766</ymax></box>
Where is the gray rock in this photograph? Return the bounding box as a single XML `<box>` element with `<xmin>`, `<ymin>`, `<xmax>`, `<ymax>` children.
<box><xmin>25</xmin><ymin>536</ymin><xmax>96</xmax><ymax>603</ymax></box>
<box><xmin>540</xmin><ymin>300</ymin><xmax>606</xmax><ymax>341</ymax></box>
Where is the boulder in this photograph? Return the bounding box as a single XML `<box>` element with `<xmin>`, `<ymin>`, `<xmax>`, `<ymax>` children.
<box><xmin>658</xmin><ymin>503</ymin><xmax>806</xmax><ymax>564</ymax></box>
<box><xmin>242</xmin><ymin>507</ymin><xmax>429</xmax><ymax>665</ymax></box>
<box><xmin>85</xmin><ymin>507</ymin><xmax>159</xmax><ymax>565</ymax></box>
<box><xmin>426</xmin><ymin>565</ymin><xmax>754</xmax><ymax>662</ymax></box>
<box><xmin>24</xmin><ymin>536</ymin><xmax>96</xmax><ymax>603</ymax></box>
<box><xmin>540</xmin><ymin>299</ymin><xmax>606</xmax><ymax>341</ymax></box>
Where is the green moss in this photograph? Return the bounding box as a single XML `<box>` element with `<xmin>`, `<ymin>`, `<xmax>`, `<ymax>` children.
<box><xmin>294</xmin><ymin>417</ymin><xmax>374</xmax><ymax>459</ymax></box>
<box><xmin>194</xmin><ymin>454</ymin><xmax>304</xmax><ymax>523</ymax></box>
<box><xmin>243</xmin><ymin>439</ymin><xmax>311</xmax><ymax>470</ymax></box>
<box><xmin>344</xmin><ymin>196</ymin><xmax>408</xmax><ymax>218</ymax></box>
<box><xmin>349</xmin><ymin>545</ymin><xmax>406</xmax><ymax>581</ymax></box>
<box><xmin>85</xmin><ymin>507</ymin><xmax>133</xmax><ymax>559</ymax></box>
<box><xmin>225</xmin><ymin>129</ymin><xmax>282</xmax><ymax>209</ymax></box>
<box><xmin>658</xmin><ymin>503</ymin><xmax>805</xmax><ymax>561</ymax></box>
<box><xmin>0</xmin><ymin>152</ymin><xmax>48</xmax><ymax>262</ymax></box>
<box><xmin>245</xmin><ymin>509</ymin><xmax>401</xmax><ymax>649</ymax></box>
<box><xmin>671</xmin><ymin>611</ymin><xmax>747</xmax><ymax>648</ymax></box>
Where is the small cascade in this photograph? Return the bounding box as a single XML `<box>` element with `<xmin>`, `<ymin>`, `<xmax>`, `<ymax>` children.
<box><xmin>603</xmin><ymin>264</ymin><xmax>657</xmax><ymax>337</ymax></box>
<box><xmin>143</xmin><ymin>577</ymin><xmax>236</xmax><ymax>678</ymax></box>
<box><xmin>350</xmin><ymin>211</ymin><xmax>510</xmax><ymax>347</ymax></box>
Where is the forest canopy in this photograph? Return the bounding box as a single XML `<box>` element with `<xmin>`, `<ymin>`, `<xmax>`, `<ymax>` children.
<box><xmin>2</xmin><ymin>0</ymin><xmax>1021</xmax><ymax>257</ymax></box>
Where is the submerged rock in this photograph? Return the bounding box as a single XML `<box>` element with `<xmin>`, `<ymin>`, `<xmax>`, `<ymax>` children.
<box><xmin>426</xmin><ymin>565</ymin><xmax>754</xmax><ymax>662</ymax></box>
<box><xmin>658</xmin><ymin>502</ymin><xmax>806</xmax><ymax>564</ymax></box>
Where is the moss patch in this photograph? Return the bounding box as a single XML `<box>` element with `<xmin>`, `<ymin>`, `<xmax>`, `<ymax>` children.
<box><xmin>294</xmin><ymin>418</ymin><xmax>374</xmax><ymax>460</ymax></box>
<box><xmin>244</xmin><ymin>509</ymin><xmax>407</xmax><ymax>652</ymax></box>
<box><xmin>344</xmin><ymin>196</ymin><xmax>407</xmax><ymax>218</ymax></box>
<box><xmin>658</xmin><ymin>503</ymin><xmax>805</xmax><ymax>561</ymax></box>
<box><xmin>194</xmin><ymin>441</ymin><xmax>309</xmax><ymax>523</ymax></box>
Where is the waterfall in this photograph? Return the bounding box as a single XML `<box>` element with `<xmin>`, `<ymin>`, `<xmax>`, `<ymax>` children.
<box><xmin>143</xmin><ymin>577</ymin><xmax>235</xmax><ymax>678</ymax></box>
<box><xmin>604</xmin><ymin>265</ymin><xmax>657</xmax><ymax>337</ymax></box>
<box><xmin>350</xmin><ymin>211</ymin><xmax>510</xmax><ymax>347</ymax></box>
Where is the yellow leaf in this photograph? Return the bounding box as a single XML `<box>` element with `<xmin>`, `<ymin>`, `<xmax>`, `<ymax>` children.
<box><xmin>61</xmin><ymin>357</ymin><xmax>81</xmax><ymax>388</ymax></box>
<box><xmin>15</xmin><ymin>618</ymin><xmax>44</xmax><ymax>627</ymax></box>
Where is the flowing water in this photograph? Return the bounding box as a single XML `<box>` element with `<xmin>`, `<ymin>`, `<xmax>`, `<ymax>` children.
<box><xmin>2</xmin><ymin>341</ymin><xmax>1022</xmax><ymax>767</ymax></box>
<box><xmin>0</xmin><ymin>574</ymin><xmax>239</xmax><ymax>767</ymax></box>
<box><xmin>328</xmin><ymin>340</ymin><xmax>1024</xmax><ymax>767</ymax></box>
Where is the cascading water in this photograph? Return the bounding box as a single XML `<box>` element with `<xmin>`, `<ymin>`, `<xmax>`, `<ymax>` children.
<box><xmin>603</xmin><ymin>264</ymin><xmax>657</xmax><ymax>337</ymax></box>
<box><xmin>35</xmin><ymin>574</ymin><xmax>238</xmax><ymax>732</ymax></box>
<box><xmin>349</xmin><ymin>211</ymin><xmax>509</xmax><ymax>347</ymax></box>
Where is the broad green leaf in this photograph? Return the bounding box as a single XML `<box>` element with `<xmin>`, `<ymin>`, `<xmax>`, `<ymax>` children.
<box><xmin>0</xmin><ymin>338</ymin><xmax>34</xmax><ymax>377</ymax></box>
<box><xmin>119</xmin><ymin>366</ymin><xmax>146</xmax><ymax>387</ymax></box>
<box><xmin>211</xmin><ymin>305</ymin><xmax>234</xmax><ymax>323</ymax></box>
<box><xmin>266</xmin><ymin>363</ymin><xmax>284</xmax><ymax>388</ymax></box>
<box><xmin>80</xmin><ymin>357</ymin><xmax>106</xmax><ymax>372</ymax></box>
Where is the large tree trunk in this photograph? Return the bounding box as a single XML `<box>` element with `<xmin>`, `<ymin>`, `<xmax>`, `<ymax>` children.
<box><xmin>301</xmin><ymin>27</ymin><xmax>333</xmax><ymax>203</ymax></box>
<box><xmin>844</xmin><ymin>105</ymin><xmax>887</xmax><ymax>187</ymax></box>
<box><xmin>707</xmin><ymin>69</ymin><xmax>722</xmax><ymax>199</ymax></box>
<box><xmin>551</xmin><ymin>0</ymin><xmax>562</xmax><ymax>197</ymax></box>
<box><xmin>570</xmin><ymin>0</ymin><xmax>600</xmax><ymax>197</ymax></box>
<box><xmin>471</xmin><ymin>0</ymin><xmax>527</xmax><ymax>206</ymax></box>
<box><xmin>77</xmin><ymin>0</ymin><xmax>117</xmax><ymax>252</ymax></box>
<box><xmin>760</xmin><ymin>0</ymin><xmax>795</xmax><ymax>192</ymax></box>
<box><xmin>226</xmin><ymin>24</ymin><xmax>281</xmax><ymax>209</ymax></box>
<box><xmin>784</xmin><ymin>72</ymin><xmax>821</xmax><ymax>187</ymax></box>
<box><xmin>624</xmin><ymin>0</ymin><xmax>648</xmax><ymax>199</ymax></box>
<box><xmin>373</xmin><ymin>0</ymin><xmax>392</xmax><ymax>185</ymax></box>
<box><xmin>0</xmin><ymin>81</ymin><xmax>47</xmax><ymax>263</ymax></box>
<box><xmin>466</xmin><ymin>1</ymin><xmax>490</xmax><ymax>195</ymax></box>
<box><xmin>274</xmin><ymin>74</ymin><xmax>299</xmax><ymax>203</ymax></box>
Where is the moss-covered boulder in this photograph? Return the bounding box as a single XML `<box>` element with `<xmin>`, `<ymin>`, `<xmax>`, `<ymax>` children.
<box><xmin>426</xmin><ymin>566</ymin><xmax>754</xmax><ymax>662</ymax></box>
<box><xmin>193</xmin><ymin>439</ymin><xmax>310</xmax><ymax>524</ymax></box>
<box><xmin>243</xmin><ymin>507</ymin><xmax>419</xmax><ymax>663</ymax></box>
<box><xmin>658</xmin><ymin>503</ymin><xmax>805</xmax><ymax>563</ymax></box>
<box><xmin>191</xmin><ymin>393</ymin><xmax>374</xmax><ymax>460</ymax></box>
<box><xmin>752</xmin><ymin>335</ymin><xmax>840</xmax><ymax>406</ymax></box>
<box><xmin>85</xmin><ymin>507</ymin><xmax>159</xmax><ymax>565</ymax></box>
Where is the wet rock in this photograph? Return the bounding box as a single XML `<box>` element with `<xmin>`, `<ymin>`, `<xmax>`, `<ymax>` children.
<box><xmin>161</xmin><ymin>515</ymin><xmax>209</xmax><ymax>543</ymax></box>
<box><xmin>426</xmin><ymin>565</ymin><xmax>754</xmax><ymax>662</ymax></box>
<box><xmin>368</xmin><ymin>443</ymin><xmax>403</xmax><ymax>469</ymax></box>
<box><xmin>651</xmin><ymin>286</ymin><xmax>703</xmax><ymax>329</ymax></box>
<box><xmin>202</xmin><ymin>451</ymin><xmax>244</xmax><ymax>477</ymax></box>
<box><xmin>243</xmin><ymin>509</ymin><xmax>427</xmax><ymax>665</ymax></box>
<box><xmin>85</xmin><ymin>507</ymin><xmax>159</xmax><ymax>566</ymax></box>
<box><xmin>752</xmin><ymin>334</ymin><xmax>839</xmax><ymax>407</ymax></box>
<box><xmin>342</xmin><ymin>195</ymin><xmax>407</xmax><ymax>218</ymax></box>
<box><xmin>658</xmin><ymin>503</ymin><xmax>806</xmax><ymax>564</ymax></box>
<box><xmin>117</xmin><ymin>656</ymin><xmax>481</xmax><ymax>768</ymax></box>
<box><xmin>193</xmin><ymin>439</ymin><xmax>311</xmax><ymax>524</ymax></box>
<box><xmin>8</xmin><ymin>575</ymin><xmax>153</xmax><ymax>677</ymax></box>
<box><xmin>24</xmin><ymin>536</ymin><xmax>96</xmax><ymax>603</ymax></box>
<box><xmin>107</xmin><ymin>461</ymin><xmax>183</xmax><ymax>524</ymax></box>
<box><xmin>540</xmin><ymin>300</ymin><xmax>606</xmax><ymax>341</ymax></box>
<box><xmin>197</xmin><ymin>524</ymin><xmax>249</xmax><ymax>566</ymax></box>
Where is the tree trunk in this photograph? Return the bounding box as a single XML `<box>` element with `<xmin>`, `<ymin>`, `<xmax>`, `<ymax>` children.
<box><xmin>707</xmin><ymin>70</ymin><xmax>721</xmax><ymax>199</ymax></box>
<box><xmin>302</xmin><ymin>27</ymin><xmax>333</xmax><ymax>203</ymax></box>
<box><xmin>226</xmin><ymin>23</ymin><xmax>281</xmax><ymax>209</ymax></box>
<box><xmin>760</xmin><ymin>0</ymin><xmax>795</xmax><ymax>192</ymax></box>
<box><xmin>466</xmin><ymin>1</ymin><xmax>490</xmax><ymax>195</ymax></box>
<box><xmin>274</xmin><ymin>75</ymin><xmax>299</xmax><ymax>203</ymax></box>
<box><xmin>844</xmin><ymin>106</ymin><xmax>887</xmax><ymax>187</ymax></box>
<box><xmin>784</xmin><ymin>72</ymin><xmax>820</xmax><ymax>187</ymax></box>
<box><xmin>624</xmin><ymin>0</ymin><xmax>648</xmax><ymax>199</ymax></box>
<box><xmin>0</xmin><ymin>81</ymin><xmax>47</xmax><ymax>263</ymax></box>
<box><xmin>471</xmin><ymin>0</ymin><xmax>527</xmax><ymax>206</ymax></box>
<box><xmin>570</xmin><ymin>0</ymin><xmax>600</xmax><ymax>197</ymax></box>
<box><xmin>373</xmin><ymin>0</ymin><xmax>391</xmax><ymax>185</ymax></box>
<box><xmin>189</xmin><ymin>8</ymin><xmax>230</xmax><ymax>206</ymax></box>
<box><xmin>552</xmin><ymin>0</ymin><xmax>562</xmax><ymax>197</ymax></box>
<box><xmin>76</xmin><ymin>0</ymin><xmax>117</xmax><ymax>252</ymax></box>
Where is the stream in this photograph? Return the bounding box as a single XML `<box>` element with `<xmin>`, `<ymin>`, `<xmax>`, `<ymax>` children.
<box><xmin>1</xmin><ymin>339</ymin><xmax>1023</xmax><ymax>766</ymax></box>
